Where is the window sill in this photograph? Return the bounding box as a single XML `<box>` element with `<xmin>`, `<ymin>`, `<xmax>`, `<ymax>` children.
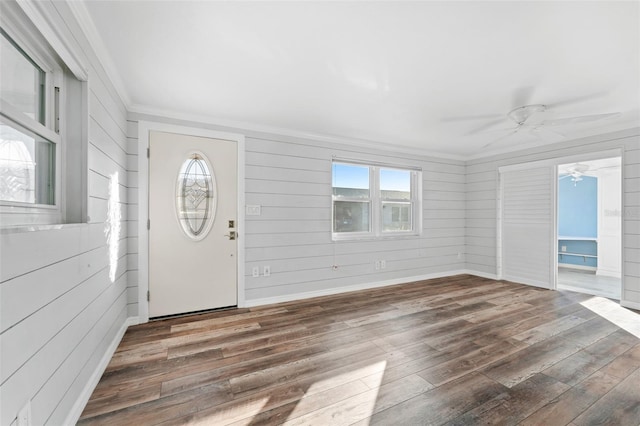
<box><xmin>332</xmin><ymin>232</ymin><xmax>422</xmax><ymax>242</ymax></box>
<box><xmin>0</xmin><ymin>221</ymin><xmax>88</xmax><ymax>235</ymax></box>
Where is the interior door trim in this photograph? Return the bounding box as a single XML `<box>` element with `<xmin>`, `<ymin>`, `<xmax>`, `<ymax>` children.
<box><xmin>138</xmin><ymin>121</ymin><xmax>246</xmax><ymax>323</ymax></box>
<box><xmin>496</xmin><ymin>147</ymin><xmax>623</xmax><ymax>296</ymax></box>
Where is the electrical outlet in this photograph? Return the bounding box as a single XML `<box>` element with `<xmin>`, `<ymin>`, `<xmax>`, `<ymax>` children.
<box><xmin>252</xmin><ymin>267</ymin><xmax>260</xmax><ymax>277</ymax></box>
<box><xmin>375</xmin><ymin>260</ymin><xmax>381</xmax><ymax>270</ymax></box>
<box><xmin>380</xmin><ymin>260</ymin><xmax>386</xmax><ymax>269</ymax></box>
<box><xmin>561</xmin><ymin>246</ymin><xmax>567</xmax><ymax>252</ymax></box>
<box><xmin>17</xmin><ymin>400</ymin><xmax>31</xmax><ymax>426</ymax></box>
<box><xmin>263</xmin><ymin>266</ymin><xmax>271</xmax><ymax>277</ymax></box>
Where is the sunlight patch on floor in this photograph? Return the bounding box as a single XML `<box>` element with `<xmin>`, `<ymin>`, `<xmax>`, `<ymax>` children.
<box><xmin>283</xmin><ymin>360</ymin><xmax>387</xmax><ymax>425</ymax></box>
<box><xmin>192</xmin><ymin>396</ymin><xmax>270</xmax><ymax>426</ymax></box>
<box><xmin>581</xmin><ymin>296</ymin><xmax>640</xmax><ymax>338</ymax></box>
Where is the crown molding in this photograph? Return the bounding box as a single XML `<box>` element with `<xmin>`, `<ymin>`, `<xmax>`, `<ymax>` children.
<box><xmin>65</xmin><ymin>0</ymin><xmax>131</xmax><ymax>107</ymax></box>
<box><xmin>128</xmin><ymin>103</ymin><xmax>468</xmax><ymax>162</ymax></box>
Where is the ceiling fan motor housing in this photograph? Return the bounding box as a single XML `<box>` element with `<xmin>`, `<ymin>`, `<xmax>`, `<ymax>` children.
<box><xmin>508</xmin><ymin>104</ymin><xmax>547</xmax><ymax>124</ymax></box>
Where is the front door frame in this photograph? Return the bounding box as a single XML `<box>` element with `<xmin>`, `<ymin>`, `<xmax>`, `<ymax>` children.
<box><xmin>138</xmin><ymin>121</ymin><xmax>246</xmax><ymax>323</ymax></box>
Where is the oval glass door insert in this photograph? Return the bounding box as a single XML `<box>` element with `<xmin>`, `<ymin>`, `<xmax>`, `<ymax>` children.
<box><xmin>176</xmin><ymin>152</ymin><xmax>216</xmax><ymax>240</ymax></box>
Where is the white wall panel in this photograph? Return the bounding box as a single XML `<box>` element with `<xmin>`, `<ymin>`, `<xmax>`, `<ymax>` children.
<box><xmin>89</xmin><ymin>118</ymin><xmax>127</xmax><ymax>167</ymax></box>
<box><xmin>245</xmin><ymin>179</ymin><xmax>331</xmax><ymax>196</ymax></box>
<box><xmin>0</xmin><ymin>2</ymin><xmax>130</xmax><ymax>424</ymax></box>
<box><xmin>124</xmin><ymin>120</ymin><xmax>139</xmax><ymax>320</ymax></box>
<box><xmin>0</xmin><ymin>245</ymin><xmax>108</xmax><ymax>333</ymax></box>
<box><xmin>240</xmin><ymin>133</ymin><xmax>467</xmax><ymax>303</ymax></box>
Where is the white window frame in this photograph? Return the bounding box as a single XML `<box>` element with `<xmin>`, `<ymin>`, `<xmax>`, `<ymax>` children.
<box><xmin>0</xmin><ymin>0</ymin><xmax>88</xmax><ymax>227</ymax></box>
<box><xmin>332</xmin><ymin>159</ymin><xmax>422</xmax><ymax>241</ymax></box>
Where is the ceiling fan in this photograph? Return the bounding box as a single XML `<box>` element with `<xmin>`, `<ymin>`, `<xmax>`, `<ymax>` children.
<box><xmin>442</xmin><ymin>87</ymin><xmax>620</xmax><ymax>148</ymax></box>
<box><xmin>559</xmin><ymin>163</ymin><xmax>590</xmax><ymax>185</ymax></box>
<box><xmin>480</xmin><ymin>104</ymin><xmax>619</xmax><ymax>148</ymax></box>
<box><xmin>558</xmin><ymin>161</ymin><xmax>620</xmax><ymax>186</ymax></box>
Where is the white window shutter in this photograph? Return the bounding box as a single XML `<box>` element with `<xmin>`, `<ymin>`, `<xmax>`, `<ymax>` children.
<box><xmin>500</xmin><ymin>166</ymin><xmax>555</xmax><ymax>289</ymax></box>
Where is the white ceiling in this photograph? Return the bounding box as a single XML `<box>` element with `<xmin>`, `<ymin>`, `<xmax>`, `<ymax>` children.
<box><xmin>80</xmin><ymin>1</ymin><xmax>640</xmax><ymax>158</ymax></box>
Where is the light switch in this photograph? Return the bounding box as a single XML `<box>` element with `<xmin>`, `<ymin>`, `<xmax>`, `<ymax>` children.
<box><xmin>246</xmin><ymin>205</ymin><xmax>261</xmax><ymax>216</ymax></box>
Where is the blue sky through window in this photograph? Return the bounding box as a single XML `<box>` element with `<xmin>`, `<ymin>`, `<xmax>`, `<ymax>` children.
<box><xmin>333</xmin><ymin>163</ymin><xmax>412</xmax><ymax>192</ymax></box>
<box><xmin>333</xmin><ymin>163</ymin><xmax>369</xmax><ymax>189</ymax></box>
<box><xmin>381</xmin><ymin>169</ymin><xmax>410</xmax><ymax>192</ymax></box>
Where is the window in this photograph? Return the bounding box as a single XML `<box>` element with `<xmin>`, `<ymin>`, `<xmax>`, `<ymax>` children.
<box><xmin>332</xmin><ymin>161</ymin><xmax>421</xmax><ymax>240</ymax></box>
<box><xmin>0</xmin><ymin>2</ymin><xmax>88</xmax><ymax>227</ymax></box>
<box><xmin>0</xmin><ymin>28</ymin><xmax>58</xmax><ymax>210</ymax></box>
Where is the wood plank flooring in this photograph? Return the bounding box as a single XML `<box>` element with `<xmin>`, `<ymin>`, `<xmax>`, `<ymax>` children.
<box><xmin>79</xmin><ymin>275</ymin><xmax>640</xmax><ymax>425</ymax></box>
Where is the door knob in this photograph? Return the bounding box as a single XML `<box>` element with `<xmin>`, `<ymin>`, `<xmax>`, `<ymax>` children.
<box><xmin>225</xmin><ymin>231</ymin><xmax>237</xmax><ymax>240</ymax></box>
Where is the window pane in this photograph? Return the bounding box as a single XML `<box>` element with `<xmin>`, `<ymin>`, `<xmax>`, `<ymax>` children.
<box><xmin>176</xmin><ymin>153</ymin><xmax>216</xmax><ymax>240</ymax></box>
<box><xmin>380</xmin><ymin>169</ymin><xmax>411</xmax><ymax>200</ymax></box>
<box><xmin>0</xmin><ymin>30</ymin><xmax>45</xmax><ymax>124</ymax></box>
<box><xmin>382</xmin><ymin>202</ymin><xmax>412</xmax><ymax>231</ymax></box>
<box><xmin>333</xmin><ymin>163</ymin><xmax>369</xmax><ymax>198</ymax></box>
<box><xmin>334</xmin><ymin>201</ymin><xmax>369</xmax><ymax>232</ymax></box>
<box><xmin>0</xmin><ymin>121</ymin><xmax>55</xmax><ymax>204</ymax></box>
<box><xmin>35</xmin><ymin>137</ymin><xmax>55</xmax><ymax>204</ymax></box>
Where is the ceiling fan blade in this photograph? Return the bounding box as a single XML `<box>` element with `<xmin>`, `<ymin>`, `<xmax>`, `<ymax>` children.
<box><xmin>546</xmin><ymin>91</ymin><xmax>608</xmax><ymax>109</ymax></box>
<box><xmin>591</xmin><ymin>164</ymin><xmax>621</xmax><ymax>171</ymax></box>
<box><xmin>466</xmin><ymin>118</ymin><xmax>507</xmax><ymax>135</ymax></box>
<box><xmin>512</xmin><ymin>86</ymin><xmax>535</xmax><ymax>108</ymax></box>
<box><xmin>559</xmin><ymin>175</ymin><xmax>572</xmax><ymax>180</ymax></box>
<box><xmin>531</xmin><ymin>127</ymin><xmax>565</xmax><ymax>142</ymax></box>
<box><xmin>482</xmin><ymin>129</ymin><xmax>519</xmax><ymax>149</ymax></box>
<box><xmin>442</xmin><ymin>114</ymin><xmax>503</xmax><ymax>122</ymax></box>
<box><xmin>540</xmin><ymin>112</ymin><xmax>620</xmax><ymax>127</ymax></box>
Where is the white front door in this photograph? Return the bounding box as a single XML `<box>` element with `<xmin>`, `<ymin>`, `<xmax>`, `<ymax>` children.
<box><xmin>148</xmin><ymin>130</ymin><xmax>237</xmax><ymax>318</ymax></box>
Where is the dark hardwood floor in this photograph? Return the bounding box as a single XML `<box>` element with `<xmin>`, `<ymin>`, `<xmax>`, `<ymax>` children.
<box><xmin>79</xmin><ymin>275</ymin><xmax>640</xmax><ymax>425</ymax></box>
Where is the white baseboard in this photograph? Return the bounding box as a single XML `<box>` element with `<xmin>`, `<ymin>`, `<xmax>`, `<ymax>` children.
<box><xmin>597</xmin><ymin>269</ymin><xmax>622</xmax><ymax>279</ymax></box>
<box><xmin>243</xmin><ymin>270</ymin><xmax>470</xmax><ymax>307</ymax></box>
<box><xmin>501</xmin><ymin>275</ymin><xmax>552</xmax><ymax>290</ymax></box>
<box><xmin>462</xmin><ymin>269</ymin><xmax>499</xmax><ymax>280</ymax></box>
<box><xmin>558</xmin><ymin>264</ymin><xmax>597</xmax><ymax>272</ymax></box>
<box><xmin>65</xmin><ymin>316</ymin><xmax>139</xmax><ymax>425</ymax></box>
<box><xmin>621</xmin><ymin>300</ymin><xmax>640</xmax><ymax>310</ymax></box>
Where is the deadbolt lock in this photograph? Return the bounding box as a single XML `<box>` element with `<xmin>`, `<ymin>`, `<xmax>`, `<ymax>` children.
<box><xmin>228</xmin><ymin>220</ymin><xmax>235</xmax><ymax>228</ymax></box>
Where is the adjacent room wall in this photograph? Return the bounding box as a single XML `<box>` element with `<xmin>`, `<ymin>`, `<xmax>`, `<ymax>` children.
<box><xmin>558</xmin><ymin>175</ymin><xmax>598</xmax><ymax>269</ymax></box>
<box><xmin>0</xmin><ymin>2</ymin><xmax>130</xmax><ymax>425</ymax></box>
<box><xmin>465</xmin><ymin>128</ymin><xmax>640</xmax><ymax>308</ymax></box>
<box><xmin>558</xmin><ymin>175</ymin><xmax>598</xmax><ymax>238</ymax></box>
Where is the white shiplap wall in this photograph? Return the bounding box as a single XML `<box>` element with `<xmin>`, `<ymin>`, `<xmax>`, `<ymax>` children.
<box><xmin>243</xmin><ymin>136</ymin><xmax>466</xmax><ymax>302</ymax></box>
<box><xmin>465</xmin><ymin>128</ymin><xmax>640</xmax><ymax>308</ymax></box>
<box><xmin>0</xmin><ymin>2</ymin><xmax>130</xmax><ymax>425</ymax></box>
<box><xmin>127</xmin><ymin>112</ymin><xmax>466</xmax><ymax>309</ymax></box>
<box><xmin>126</xmin><ymin>120</ymin><xmax>140</xmax><ymax>318</ymax></box>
